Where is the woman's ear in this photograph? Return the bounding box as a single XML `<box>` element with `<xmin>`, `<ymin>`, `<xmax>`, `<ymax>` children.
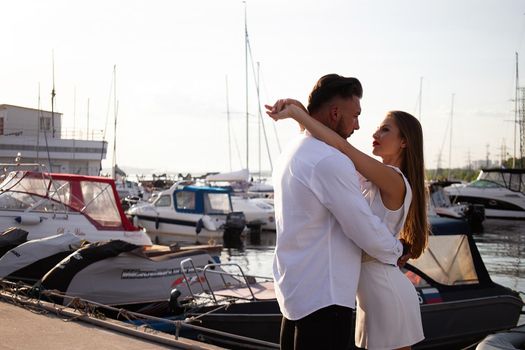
<box><xmin>401</xmin><ymin>138</ymin><xmax>407</xmax><ymax>149</ymax></box>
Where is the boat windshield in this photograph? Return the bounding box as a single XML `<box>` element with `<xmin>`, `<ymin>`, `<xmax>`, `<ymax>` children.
<box><xmin>407</xmin><ymin>235</ymin><xmax>479</xmax><ymax>286</ymax></box>
<box><xmin>467</xmin><ymin>179</ymin><xmax>505</xmax><ymax>189</ymax></box>
<box><xmin>478</xmin><ymin>170</ymin><xmax>525</xmax><ymax>193</ymax></box>
<box><xmin>0</xmin><ymin>171</ymin><xmax>127</xmax><ymax>230</ymax></box>
<box><xmin>204</xmin><ymin>192</ymin><xmax>232</xmax><ymax>215</ymax></box>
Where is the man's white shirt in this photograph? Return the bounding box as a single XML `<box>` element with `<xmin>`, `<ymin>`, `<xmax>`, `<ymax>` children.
<box><xmin>272</xmin><ymin>134</ymin><xmax>403</xmax><ymax>320</ymax></box>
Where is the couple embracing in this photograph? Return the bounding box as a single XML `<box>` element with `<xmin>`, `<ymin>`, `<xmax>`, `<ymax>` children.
<box><xmin>266</xmin><ymin>74</ymin><xmax>430</xmax><ymax>350</ymax></box>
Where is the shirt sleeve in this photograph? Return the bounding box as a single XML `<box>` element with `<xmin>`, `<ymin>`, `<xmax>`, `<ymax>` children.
<box><xmin>311</xmin><ymin>154</ymin><xmax>403</xmax><ymax>265</ymax></box>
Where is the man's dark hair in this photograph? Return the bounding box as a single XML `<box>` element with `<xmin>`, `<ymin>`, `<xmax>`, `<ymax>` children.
<box><xmin>307</xmin><ymin>74</ymin><xmax>363</xmax><ymax>115</ymax></box>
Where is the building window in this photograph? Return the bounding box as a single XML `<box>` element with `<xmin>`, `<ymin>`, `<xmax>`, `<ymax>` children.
<box><xmin>0</xmin><ymin>118</ymin><xmax>3</xmax><ymax>135</ymax></box>
<box><xmin>40</xmin><ymin>117</ymin><xmax>51</xmax><ymax>131</ymax></box>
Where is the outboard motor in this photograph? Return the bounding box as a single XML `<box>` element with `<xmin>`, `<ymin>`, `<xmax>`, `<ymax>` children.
<box><xmin>467</xmin><ymin>204</ymin><xmax>485</xmax><ymax>233</ymax></box>
<box><xmin>223</xmin><ymin>212</ymin><xmax>246</xmax><ymax>248</ymax></box>
<box><xmin>224</xmin><ymin>212</ymin><xmax>246</xmax><ymax>237</ymax></box>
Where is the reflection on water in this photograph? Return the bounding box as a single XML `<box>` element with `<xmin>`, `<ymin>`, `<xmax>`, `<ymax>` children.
<box><xmin>473</xmin><ymin>219</ymin><xmax>525</xmax><ymax>295</ymax></box>
<box><xmin>220</xmin><ymin>230</ymin><xmax>276</xmax><ymax>278</ymax></box>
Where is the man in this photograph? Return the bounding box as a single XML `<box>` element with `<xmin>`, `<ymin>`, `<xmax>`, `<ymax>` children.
<box><xmin>267</xmin><ymin>74</ymin><xmax>405</xmax><ymax>350</ymax></box>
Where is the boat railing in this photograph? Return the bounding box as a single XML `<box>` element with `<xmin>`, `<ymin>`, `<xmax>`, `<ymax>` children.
<box><xmin>180</xmin><ymin>257</ymin><xmax>269</xmax><ymax>304</ymax></box>
<box><xmin>179</xmin><ymin>257</ymin><xmax>208</xmax><ymax>300</ymax></box>
<box><xmin>202</xmin><ymin>263</ymin><xmax>257</xmax><ymax>303</ymax></box>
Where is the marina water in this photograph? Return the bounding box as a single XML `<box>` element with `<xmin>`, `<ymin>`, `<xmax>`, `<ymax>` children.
<box><xmin>216</xmin><ymin>218</ymin><xmax>525</xmax><ymax>323</ymax></box>
<box><xmin>221</xmin><ymin>219</ymin><xmax>525</xmax><ymax>286</ymax></box>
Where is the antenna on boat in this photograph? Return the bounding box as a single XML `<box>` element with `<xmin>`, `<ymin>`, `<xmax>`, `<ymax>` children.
<box><xmin>37</xmin><ymin>83</ymin><xmax>41</xmax><ymax>164</ymax></box>
<box><xmin>87</xmin><ymin>98</ymin><xmax>90</xmax><ymax>138</ymax></box>
<box><xmin>51</xmin><ymin>50</ymin><xmax>56</xmax><ymax>139</ymax></box>
<box><xmin>99</xmin><ymin>65</ymin><xmax>115</xmax><ymax>175</ymax></box>
<box><xmin>73</xmin><ymin>87</ymin><xmax>76</xmax><ymax>162</ymax></box>
<box><xmin>112</xmin><ymin>64</ymin><xmax>118</xmax><ymax>180</ymax></box>
<box><xmin>226</xmin><ymin>75</ymin><xmax>232</xmax><ymax>171</ymax></box>
<box><xmin>447</xmin><ymin>93</ymin><xmax>455</xmax><ymax>179</ymax></box>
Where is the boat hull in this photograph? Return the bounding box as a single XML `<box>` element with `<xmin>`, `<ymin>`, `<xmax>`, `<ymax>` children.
<box><xmin>0</xmin><ymin>211</ymin><xmax>151</xmax><ymax>245</ymax></box>
<box><xmin>178</xmin><ymin>291</ymin><xmax>523</xmax><ymax>349</ymax></box>
<box><xmin>132</xmin><ymin>214</ymin><xmax>222</xmax><ymax>243</ymax></box>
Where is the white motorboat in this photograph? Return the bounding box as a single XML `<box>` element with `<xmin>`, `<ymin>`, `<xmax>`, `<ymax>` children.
<box><xmin>0</xmin><ymin>234</ymin><xmax>236</xmax><ymax>316</ymax></box>
<box><xmin>444</xmin><ymin>168</ymin><xmax>525</xmax><ymax>219</ymax></box>
<box><xmin>205</xmin><ymin>170</ymin><xmax>276</xmax><ymax>231</ymax></box>
<box><xmin>127</xmin><ymin>183</ymin><xmax>246</xmax><ymax>245</ymax></box>
<box><xmin>429</xmin><ymin>181</ymin><xmax>485</xmax><ymax>231</ymax></box>
<box><xmin>231</xmin><ymin>195</ymin><xmax>275</xmax><ymax>231</ymax></box>
<box><xmin>0</xmin><ymin>165</ymin><xmax>152</xmax><ymax>245</ymax></box>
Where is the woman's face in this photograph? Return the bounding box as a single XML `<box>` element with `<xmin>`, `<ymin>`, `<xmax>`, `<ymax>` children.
<box><xmin>372</xmin><ymin>115</ymin><xmax>406</xmax><ymax>160</ymax></box>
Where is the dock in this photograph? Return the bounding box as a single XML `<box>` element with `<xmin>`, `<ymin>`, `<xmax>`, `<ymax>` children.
<box><xmin>0</xmin><ymin>292</ymin><xmax>225</xmax><ymax>350</ymax></box>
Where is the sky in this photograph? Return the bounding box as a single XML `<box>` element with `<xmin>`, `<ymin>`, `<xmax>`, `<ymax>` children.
<box><xmin>1</xmin><ymin>0</ymin><xmax>524</xmax><ymax>175</ymax></box>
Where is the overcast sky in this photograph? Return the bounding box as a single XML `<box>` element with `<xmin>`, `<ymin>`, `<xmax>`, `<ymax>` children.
<box><xmin>1</xmin><ymin>0</ymin><xmax>524</xmax><ymax>175</ymax></box>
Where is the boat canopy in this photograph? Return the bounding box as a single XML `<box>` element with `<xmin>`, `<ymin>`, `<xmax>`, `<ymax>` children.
<box><xmin>0</xmin><ymin>171</ymin><xmax>137</xmax><ymax>231</ymax></box>
<box><xmin>173</xmin><ymin>185</ymin><xmax>232</xmax><ymax>215</ymax></box>
<box><xmin>406</xmin><ymin>234</ymin><xmax>491</xmax><ymax>287</ymax></box>
<box><xmin>478</xmin><ymin>168</ymin><xmax>525</xmax><ymax>194</ymax></box>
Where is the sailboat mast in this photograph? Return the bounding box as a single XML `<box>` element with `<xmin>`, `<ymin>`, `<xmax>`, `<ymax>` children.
<box><xmin>244</xmin><ymin>1</ymin><xmax>249</xmax><ymax>172</ymax></box>
<box><xmin>447</xmin><ymin>93</ymin><xmax>455</xmax><ymax>179</ymax></box>
<box><xmin>514</xmin><ymin>52</ymin><xmax>519</xmax><ymax>168</ymax></box>
<box><xmin>112</xmin><ymin>65</ymin><xmax>117</xmax><ymax>179</ymax></box>
<box><xmin>226</xmin><ymin>75</ymin><xmax>232</xmax><ymax>171</ymax></box>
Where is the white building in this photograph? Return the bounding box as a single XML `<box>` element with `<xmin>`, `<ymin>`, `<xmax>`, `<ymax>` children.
<box><xmin>0</xmin><ymin>104</ymin><xmax>107</xmax><ymax>175</ymax></box>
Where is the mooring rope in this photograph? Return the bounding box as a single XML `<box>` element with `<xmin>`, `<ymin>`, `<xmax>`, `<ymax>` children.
<box><xmin>0</xmin><ymin>278</ymin><xmax>280</xmax><ymax>349</ymax></box>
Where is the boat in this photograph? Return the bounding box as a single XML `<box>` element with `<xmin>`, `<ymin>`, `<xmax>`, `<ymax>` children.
<box><xmin>230</xmin><ymin>195</ymin><xmax>275</xmax><ymax>231</ymax></box>
<box><xmin>127</xmin><ymin>183</ymin><xmax>246</xmax><ymax>245</ymax></box>
<box><xmin>206</xmin><ymin>170</ymin><xmax>276</xmax><ymax>231</ymax></box>
<box><xmin>0</xmin><ymin>232</ymin><xmax>83</xmax><ymax>284</ymax></box>
<box><xmin>164</xmin><ymin>232</ymin><xmax>523</xmax><ymax>349</ymax></box>
<box><xmin>428</xmin><ymin>213</ymin><xmax>472</xmax><ymax>235</ymax></box>
<box><xmin>476</xmin><ymin>323</ymin><xmax>525</xmax><ymax>349</ymax></box>
<box><xmin>34</xmin><ymin>239</ymin><xmax>239</xmax><ymax>317</ymax></box>
<box><xmin>444</xmin><ymin>168</ymin><xmax>525</xmax><ymax>219</ymax></box>
<box><xmin>0</xmin><ymin>164</ymin><xmax>152</xmax><ymax>245</ymax></box>
<box><xmin>429</xmin><ymin>180</ymin><xmax>485</xmax><ymax>231</ymax></box>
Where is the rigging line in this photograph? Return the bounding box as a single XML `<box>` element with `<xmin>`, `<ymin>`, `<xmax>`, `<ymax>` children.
<box><xmin>233</xmin><ymin>122</ymin><xmax>244</xmax><ymax>170</ymax></box>
<box><xmin>246</xmin><ymin>40</ymin><xmax>273</xmax><ymax>172</ymax></box>
<box><xmin>434</xmin><ymin>109</ymin><xmax>452</xmax><ymax>179</ymax></box>
<box><xmin>43</xmin><ymin>53</ymin><xmax>56</xmax><ymax>172</ymax></box>
<box><xmin>259</xmin><ymin>67</ymin><xmax>282</xmax><ymax>153</ymax></box>
<box><xmin>51</xmin><ymin>50</ymin><xmax>56</xmax><ymax>138</ymax></box>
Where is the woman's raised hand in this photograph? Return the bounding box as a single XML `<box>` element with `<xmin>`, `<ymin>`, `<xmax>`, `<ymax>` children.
<box><xmin>265</xmin><ymin>99</ymin><xmax>306</xmax><ymax>121</ymax></box>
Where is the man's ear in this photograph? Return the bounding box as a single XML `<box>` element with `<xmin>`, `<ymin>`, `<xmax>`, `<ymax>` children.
<box><xmin>328</xmin><ymin>105</ymin><xmax>339</xmax><ymax>122</ymax></box>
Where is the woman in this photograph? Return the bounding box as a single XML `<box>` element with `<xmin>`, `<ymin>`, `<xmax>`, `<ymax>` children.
<box><xmin>265</xmin><ymin>100</ymin><xmax>429</xmax><ymax>350</ymax></box>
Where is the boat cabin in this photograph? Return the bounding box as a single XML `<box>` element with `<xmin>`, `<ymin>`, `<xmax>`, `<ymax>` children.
<box><xmin>153</xmin><ymin>185</ymin><xmax>233</xmax><ymax>216</ymax></box>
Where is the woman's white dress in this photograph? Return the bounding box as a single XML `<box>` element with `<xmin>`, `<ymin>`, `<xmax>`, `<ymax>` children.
<box><xmin>355</xmin><ymin>167</ymin><xmax>425</xmax><ymax>350</ymax></box>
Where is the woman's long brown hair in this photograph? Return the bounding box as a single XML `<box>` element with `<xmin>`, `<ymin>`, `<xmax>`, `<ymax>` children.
<box><xmin>389</xmin><ymin>111</ymin><xmax>430</xmax><ymax>259</ymax></box>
